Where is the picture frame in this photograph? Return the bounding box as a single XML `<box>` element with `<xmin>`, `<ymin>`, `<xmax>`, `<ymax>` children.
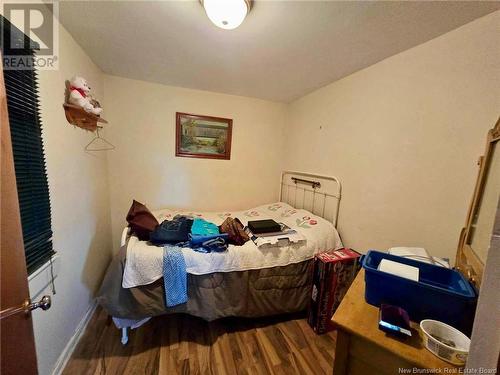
<box><xmin>175</xmin><ymin>112</ymin><xmax>233</xmax><ymax>160</ymax></box>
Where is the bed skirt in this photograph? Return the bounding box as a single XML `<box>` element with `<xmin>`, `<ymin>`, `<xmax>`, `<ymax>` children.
<box><xmin>97</xmin><ymin>245</ymin><xmax>314</xmax><ymax>321</ymax></box>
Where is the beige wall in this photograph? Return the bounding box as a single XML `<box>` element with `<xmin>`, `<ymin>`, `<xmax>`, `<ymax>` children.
<box><xmin>104</xmin><ymin>76</ymin><xmax>287</xmax><ymax>252</ymax></box>
<box><xmin>33</xmin><ymin>24</ymin><xmax>111</xmax><ymax>375</ymax></box>
<box><xmin>284</xmin><ymin>11</ymin><xmax>500</xmax><ymax>261</ymax></box>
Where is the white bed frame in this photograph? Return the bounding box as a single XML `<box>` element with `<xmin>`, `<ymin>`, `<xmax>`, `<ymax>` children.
<box><xmin>279</xmin><ymin>170</ymin><xmax>341</xmax><ymax>227</ymax></box>
<box><xmin>117</xmin><ymin>171</ymin><xmax>342</xmax><ymax>344</ymax></box>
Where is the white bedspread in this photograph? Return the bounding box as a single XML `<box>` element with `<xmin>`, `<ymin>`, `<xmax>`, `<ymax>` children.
<box><xmin>122</xmin><ymin>202</ymin><xmax>342</xmax><ymax>288</ymax></box>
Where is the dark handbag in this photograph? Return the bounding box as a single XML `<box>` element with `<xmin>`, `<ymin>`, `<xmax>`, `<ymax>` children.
<box><xmin>219</xmin><ymin>217</ymin><xmax>249</xmax><ymax>246</ymax></box>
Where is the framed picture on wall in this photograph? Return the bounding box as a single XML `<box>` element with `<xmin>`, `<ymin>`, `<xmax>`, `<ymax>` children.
<box><xmin>175</xmin><ymin>112</ymin><xmax>233</xmax><ymax>160</ymax></box>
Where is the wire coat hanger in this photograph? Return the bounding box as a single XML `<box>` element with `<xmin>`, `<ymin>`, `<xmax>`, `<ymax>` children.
<box><xmin>84</xmin><ymin>127</ymin><xmax>115</xmax><ymax>151</ymax></box>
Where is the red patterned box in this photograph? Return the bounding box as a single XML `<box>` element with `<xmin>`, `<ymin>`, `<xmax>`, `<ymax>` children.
<box><xmin>307</xmin><ymin>248</ymin><xmax>361</xmax><ymax>334</ymax></box>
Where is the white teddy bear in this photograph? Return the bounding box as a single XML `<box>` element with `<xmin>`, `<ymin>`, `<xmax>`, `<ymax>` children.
<box><xmin>68</xmin><ymin>76</ymin><xmax>103</xmax><ymax>116</ymax></box>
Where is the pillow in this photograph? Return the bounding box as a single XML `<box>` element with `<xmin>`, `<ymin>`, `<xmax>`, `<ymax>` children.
<box><xmin>126</xmin><ymin>200</ymin><xmax>159</xmax><ymax>241</ymax></box>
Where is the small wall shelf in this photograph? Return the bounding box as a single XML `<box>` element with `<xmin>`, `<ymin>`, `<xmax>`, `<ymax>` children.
<box><xmin>63</xmin><ymin>103</ymin><xmax>108</xmax><ymax>132</ymax></box>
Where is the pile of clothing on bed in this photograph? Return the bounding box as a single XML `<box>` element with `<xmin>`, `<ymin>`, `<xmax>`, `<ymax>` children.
<box><xmin>127</xmin><ymin>200</ymin><xmax>250</xmax><ymax>250</ymax></box>
<box><xmin>125</xmin><ymin>200</ymin><xmax>250</xmax><ymax>306</ymax></box>
<box><xmin>151</xmin><ymin>216</ymin><xmax>235</xmax><ymax>253</ymax></box>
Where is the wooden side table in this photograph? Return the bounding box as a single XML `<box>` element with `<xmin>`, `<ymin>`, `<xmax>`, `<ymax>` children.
<box><xmin>331</xmin><ymin>269</ymin><xmax>460</xmax><ymax>375</ymax></box>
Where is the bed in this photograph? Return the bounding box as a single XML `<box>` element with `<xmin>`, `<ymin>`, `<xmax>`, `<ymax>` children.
<box><xmin>97</xmin><ymin>171</ymin><xmax>343</xmax><ymax>344</ymax></box>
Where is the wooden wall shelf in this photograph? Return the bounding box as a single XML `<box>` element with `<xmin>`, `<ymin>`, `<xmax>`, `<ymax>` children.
<box><xmin>63</xmin><ymin>103</ymin><xmax>107</xmax><ymax>132</ymax></box>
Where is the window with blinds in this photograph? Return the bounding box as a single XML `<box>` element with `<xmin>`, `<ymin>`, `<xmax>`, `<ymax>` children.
<box><xmin>2</xmin><ymin>16</ymin><xmax>54</xmax><ymax>274</ymax></box>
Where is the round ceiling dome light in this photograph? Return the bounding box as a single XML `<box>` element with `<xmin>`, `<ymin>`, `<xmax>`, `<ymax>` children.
<box><xmin>201</xmin><ymin>0</ymin><xmax>252</xmax><ymax>30</ymax></box>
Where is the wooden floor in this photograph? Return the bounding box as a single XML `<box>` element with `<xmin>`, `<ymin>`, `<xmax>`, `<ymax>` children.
<box><xmin>63</xmin><ymin>307</ymin><xmax>337</xmax><ymax>375</ymax></box>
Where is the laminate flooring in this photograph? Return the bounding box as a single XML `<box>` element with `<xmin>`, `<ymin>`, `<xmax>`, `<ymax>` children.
<box><xmin>63</xmin><ymin>307</ymin><xmax>337</xmax><ymax>375</ymax></box>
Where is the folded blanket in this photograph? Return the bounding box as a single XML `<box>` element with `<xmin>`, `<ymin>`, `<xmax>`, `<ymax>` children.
<box><xmin>163</xmin><ymin>246</ymin><xmax>187</xmax><ymax>307</ymax></box>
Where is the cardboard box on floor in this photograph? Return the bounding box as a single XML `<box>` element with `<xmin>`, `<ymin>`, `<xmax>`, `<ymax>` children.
<box><xmin>308</xmin><ymin>248</ymin><xmax>361</xmax><ymax>334</ymax></box>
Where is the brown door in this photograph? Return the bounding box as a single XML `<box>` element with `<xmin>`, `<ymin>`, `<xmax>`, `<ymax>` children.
<box><xmin>0</xmin><ymin>60</ymin><xmax>38</xmax><ymax>374</ymax></box>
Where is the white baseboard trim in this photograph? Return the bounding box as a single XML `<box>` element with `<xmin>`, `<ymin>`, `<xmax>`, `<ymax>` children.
<box><xmin>51</xmin><ymin>301</ymin><xmax>98</xmax><ymax>375</ymax></box>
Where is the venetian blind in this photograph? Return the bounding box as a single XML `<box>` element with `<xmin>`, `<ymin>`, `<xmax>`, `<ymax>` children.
<box><xmin>1</xmin><ymin>16</ymin><xmax>54</xmax><ymax>274</ymax></box>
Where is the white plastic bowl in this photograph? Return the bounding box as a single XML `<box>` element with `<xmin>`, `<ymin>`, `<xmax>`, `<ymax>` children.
<box><xmin>420</xmin><ymin>319</ymin><xmax>470</xmax><ymax>366</ymax></box>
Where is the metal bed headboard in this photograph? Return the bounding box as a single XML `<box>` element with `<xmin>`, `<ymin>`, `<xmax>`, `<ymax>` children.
<box><xmin>279</xmin><ymin>171</ymin><xmax>342</xmax><ymax>227</ymax></box>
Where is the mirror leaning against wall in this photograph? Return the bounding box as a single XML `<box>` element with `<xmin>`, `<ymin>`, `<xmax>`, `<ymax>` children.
<box><xmin>456</xmin><ymin>116</ymin><xmax>500</xmax><ymax>288</ymax></box>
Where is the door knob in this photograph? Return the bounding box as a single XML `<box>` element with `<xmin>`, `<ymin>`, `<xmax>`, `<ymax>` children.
<box><xmin>27</xmin><ymin>295</ymin><xmax>51</xmax><ymax>311</ymax></box>
<box><xmin>0</xmin><ymin>295</ymin><xmax>52</xmax><ymax>320</ymax></box>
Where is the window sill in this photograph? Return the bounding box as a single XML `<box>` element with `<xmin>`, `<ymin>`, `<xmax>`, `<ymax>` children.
<box><xmin>28</xmin><ymin>255</ymin><xmax>60</xmax><ymax>299</ymax></box>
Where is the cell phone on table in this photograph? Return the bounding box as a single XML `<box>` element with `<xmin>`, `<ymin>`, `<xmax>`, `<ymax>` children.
<box><xmin>378</xmin><ymin>304</ymin><xmax>412</xmax><ymax>338</ymax></box>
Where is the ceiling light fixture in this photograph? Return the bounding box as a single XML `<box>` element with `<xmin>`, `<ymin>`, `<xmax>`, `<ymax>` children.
<box><xmin>201</xmin><ymin>0</ymin><xmax>252</xmax><ymax>30</ymax></box>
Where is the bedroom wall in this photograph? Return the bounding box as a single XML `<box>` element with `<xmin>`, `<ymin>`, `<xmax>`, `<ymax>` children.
<box><xmin>103</xmin><ymin>76</ymin><xmax>287</xmax><ymax>252</ymax></box>
<box><xmin>284</xmin><ymin>11</ymin><xmax>500</xmax><ymax>261</ymax></box>
<box><xmin>26</xmin><ymin>22</ymin><xmax>112</xmax><ymax>375</ymax></box>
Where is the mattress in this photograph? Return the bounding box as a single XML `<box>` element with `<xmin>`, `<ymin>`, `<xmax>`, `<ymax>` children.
<box><xmin>123</xmin><ymin>202</ymin><xmax>342</xmax><ymax>288</ymax></box>
<box><xmin>97</xmin><ymin>245</ymin><xmax>315</xmax><ymax>321</ymax></box>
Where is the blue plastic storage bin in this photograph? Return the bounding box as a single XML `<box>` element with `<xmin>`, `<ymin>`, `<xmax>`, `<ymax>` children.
<box><xmin>361</xmin><ymin>250</ymin><xmax>477</xmax><ymax>335</ymax></box>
